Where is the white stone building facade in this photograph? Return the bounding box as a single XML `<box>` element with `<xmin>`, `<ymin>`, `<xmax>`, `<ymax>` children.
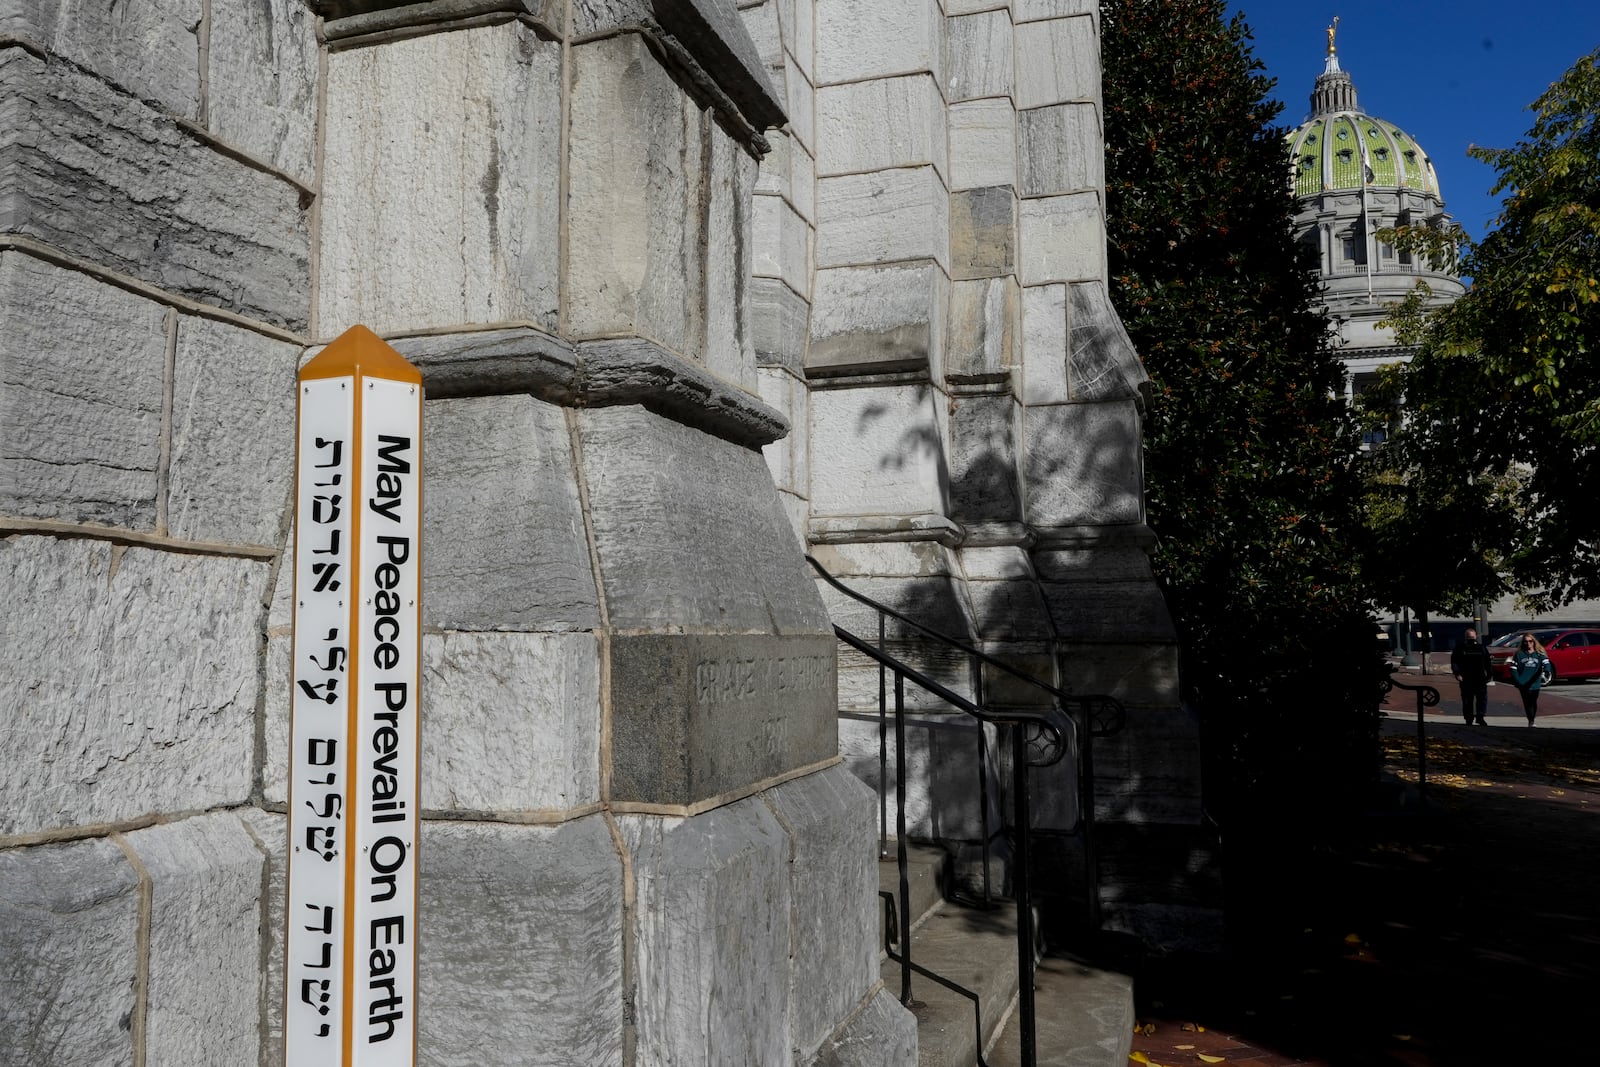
<box><xmin>1</xmin><ymin>1</ymin><xmax>1198</xmax><ymax>1062</ymax></box>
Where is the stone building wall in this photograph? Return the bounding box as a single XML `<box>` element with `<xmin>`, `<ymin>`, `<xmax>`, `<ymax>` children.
<box><xmin>2</xmin><ymin>3</ymin><xmax>1214</xmax><ymax>1064</ymax></box>
<box><xmin>741</xmin><ymin>0</ymin><xmax>1204</xmax><ymax>942</ymax></box>
<box><xmin>2</xmin><ymin>1</ymin><xmax>915</xmax><ymax>1063</ymax></box>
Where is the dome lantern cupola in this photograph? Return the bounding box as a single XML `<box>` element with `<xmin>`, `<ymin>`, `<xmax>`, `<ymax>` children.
<box><xmin>1285</xmin><ymin>20</ymin><xmax>1441</xmax><ymax>199</ymax></box>
<box><xmin>1310</xmin><ymin>17</ymin><xmax>1358</xmax><ymax>115</ymax></box>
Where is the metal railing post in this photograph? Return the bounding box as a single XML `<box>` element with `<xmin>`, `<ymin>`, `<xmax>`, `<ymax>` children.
<box><xmin>1382</xmin><ymin>676</ymin><xmax>1439</xmax><ymax>802</ymax></box>
<box><xmin>879</xmin><ymin>613</ymin><xmax>888</xmax><ymax>859</ymax></box>
<box><xmin>973</xmin><ymin>652</ymin><xmax>993</xmax><ymax>907</ymax></box>
<box><xmin>895</xmin><ymin>672</ymin><xmax>912</xmax><ymax>1006</ymax></box>
<box><xmin>1012</xmin><ymin>725</ymin><xmax>1038</xmax><ymax>1067</ymax></box>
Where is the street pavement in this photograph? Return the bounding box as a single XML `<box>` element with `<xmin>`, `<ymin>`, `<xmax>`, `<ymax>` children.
<box><xmin>1383</xmin><ymin>655</ymin><xmax>1600</xmax><ymax>725</ymax></box>
<box><xmin>1125</xmin><ymin>666</ymin><xmax>1600</xmax><ymax>1067</ymax></box>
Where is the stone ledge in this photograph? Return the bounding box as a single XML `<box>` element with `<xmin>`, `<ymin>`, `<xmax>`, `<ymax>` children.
<box><xmin>317</xmin><ymin>0</ymin><xmax>785</xmax><ymax>151</ymax></box>
<box><xmin>380</xmin><ymin>328</ymin><xmax>790</xmax><ymax>448</ymax></box>
<box><xmin>808</xmin><ymin>514</ymin><xmax>965</xmax><ymax>547</ymax></box>
<box><xmin>316</xmin><ymin>0</ymin><xmax>561</xmax><ymax>38</ymax></box>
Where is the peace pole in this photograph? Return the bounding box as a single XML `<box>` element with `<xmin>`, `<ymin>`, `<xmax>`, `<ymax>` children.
<box><xmin>286</xmin><ymin>325</ymin><xmax>423</xmax><ymax>1066</ymax></box>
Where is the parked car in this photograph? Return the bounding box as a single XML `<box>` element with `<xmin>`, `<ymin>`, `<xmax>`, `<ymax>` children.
<box><xmin>1488</xmin><ymin>628</ymin><xmax>1600</xmax><ymax>683</ymax></box>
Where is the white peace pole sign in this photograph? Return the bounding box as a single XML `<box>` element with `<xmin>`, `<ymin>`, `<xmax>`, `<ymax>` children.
<box><xmin>287</xmin><ymin>325</ymin><xmax>422</xmax><ymax>1066</ymax></box>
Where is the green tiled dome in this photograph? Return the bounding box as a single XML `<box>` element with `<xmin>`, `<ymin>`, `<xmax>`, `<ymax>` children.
<box><xmin>1288</xmin><ymin>112</ymin><xmax>1440</xmax><ymax>198</ymax></box>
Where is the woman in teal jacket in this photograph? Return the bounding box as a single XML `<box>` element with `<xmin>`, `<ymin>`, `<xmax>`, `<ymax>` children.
<box><xmin>1510</xmin><ymin>633</ymin><xmax>1554</xmax><ymax>726</ymax></box>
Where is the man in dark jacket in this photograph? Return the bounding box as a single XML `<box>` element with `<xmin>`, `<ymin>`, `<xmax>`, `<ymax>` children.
<box><xmin>1451</xmin><ymin>628</ymin><xmax>1493</xmax><ymax>726</ymax></box>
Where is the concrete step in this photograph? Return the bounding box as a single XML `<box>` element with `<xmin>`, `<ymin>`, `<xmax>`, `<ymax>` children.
<box><xmin>985</xmin><ymin>954</ymin><xmax>1134</xmax><ymax>1067</ymax></box>
<box><xmin>879</xmin><ymin>843</ymin><xmax>948</xmax><ymax>946</ymax></box>
<box><xmin>889</xmin><ymin>900</ymin><xmax>1022</xmax><ymax>1067</ymax></box>
<box><xmin>878</xmin><ymin>853</ymin><xmax>1136</xmax><ymax>1067</ymax></box>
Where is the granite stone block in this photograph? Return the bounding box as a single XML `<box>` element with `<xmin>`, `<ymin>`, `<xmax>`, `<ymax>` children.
<box><xmin>809</xmin><ymin>987</ymin><xmax>919</xmax><ymax>1067</ymax></box>
<box><xmin>208</xmin><ymin>0</ymin><xmax>319</xmax><ymax>186</ymax></box>
<box><xmin>702</xmin><ymin>134</ymin><xmax>758</xmax><ymax>393</ymax></box>
<box><xmin>577</xmin><ymin>405</ymin><xmax>832</xmax><ymax>634</ymax></box>
<box><xmin>262</xmin><ymin>629</ymin><xmax>292</xmax><ymax>805</ymax></box>
<box><xmin>816</xmin><ymin>74</ymin><xmax>946</xmax><ymax>180</ymax></box>
<box><xmin>817</xmin><ymin>167</ymin><xmax>949</xmax><ymax>270</ymax></box>
<box><xmin>568</xmin><ymin>33</ymin><xmax>717</xmax><ymax>355</ymax></box>
<box><xmin>128</xmin><ymin>814</ymin><xmax>265</xmax><ymax>1067</ymax></box>
<box><xmin>0</xmin><ymin>838</ymin><xmax>140</xmax><ymax>1067</ymax></box>
<box><xmin>752</xmin><ymin>276</ymin><xmax>811</xmax><ymax>373</ymax></box>
<box><xmin>1022</xmin><ymin>282</ymin><xmax>1069</xmax><ymax>404</ymax></box>
<box><xmin>764</xmin><ymin>766</ymin><xmax>879</xmax><ymax>1058</ymax></box>
<box><xmin>945</xmin><ymin>9</ymin><xmax>1013</xmax><ymax>102</ymax></box>
<box><xmin>790</xmin><ymin>138</ymin><xmax>818</xmax><ymax>224</ymax></box>
<box><xmin>0</xmin><ymin>48</ymin><xmax>311</xmax><ymax>330</ymax></box>
<box><xmin>320</xmin><ymin>22</ymin><xmax>561</xmax><ymax>336</ymax></box>
<box><xmin>237</xmin><ymin>808</ymin><xmax>287</xmax><ymax>1067</ymax></box>
<box><xmin>422</xmin><ymin>630</ymin><xmax>602</xmax><ymax>813</ymax></box>
<box><xmin>808</xmin><ymin>383</ymin><xmax>948</xmax><ymax>518</ymax></box>
<box><xmin>808</xmin><ymin>263</ymin><xmax>945</xmax><ymax>375</ymax></box>
<box><xmin>168</xmin><ymin>314</ymin><xmax>298</xmax><ymax>545</ymax></box>
<box><xmin>754</xmin><ymin>192</ymin><xmax>811</xmax><ymax>297</ymax></box>
<box><xmin>757</xmin><ymin>367</ymin><xmax>805</xmax><ymax>494</ymax></box>
<box><xmin>950</xmin><ymin>185</ymin><xmax>1016</xmax><ymax>281</ymax></box>
<box><xmin>949</xmin><ymin>98</ymin><xmax>1017</xmax><ymax>192</ymax></box>
<box><xmin>946</xmin><ymin>277</ymin><xmax>1016</xmax><ymax>380</ymax></box>
<box><xmin>783</xmin><ymin>54</ymin><xmax>816</xmax><ymax>154</ymax></box>
<box><xmin>1068</xmin><ymin>280</ymin><xmax>1147</xmax><ymax>402</ymax></box>
<box><xmin>421</xmin><ymin>394</ymin><xmax>600</xmax><ymax>633</ymax></box>
<box><xmin>1013</xmin><ymin>15</ymin><xmax>1098</xmax><ymax>109</ymax></box>
<box><xmin>1023</xmin><ymin>400</ymin><xmax>1143</xmax><ymax>528</ymax></box>
<box><xmin>0</xmin><ymin>253</ymin><xmax>167</xmax><ymax>529</ymax></box>
<box><xmin>609</xmin><ymin>632</ymin><xmax>838</xmax><ymax>805</ymax></box>
<box><xmin>948</xmin><ymin>391</ymin><xmax>1022</xmax><ymax>524</ymax></box>
<box><xmin>1</xmin><ymin>0</ymin><xmax>201</xmax><ymax>119</ymax></box>
<box><xmin>1034</xmin><ymin>578</ymin><xmax>1174</xmax><ymax>643</ymax></box>
<box><xmin>418</xmin><ymin>818</ymin><xmax>624</xmax><ymax>1065</ymax></box>
<box><xmin>0</xmin><ymin>538</ymin><xmax>268</xmax><ymax>835</ymax></box>
<box><xmin>1019</xmin><ymin>102</ymin><xmax>1102</xmax><ymax>197</ymax></box>
<box><xmin>815</xmin><ymin>0</ymin><xmax>942</xmax><ymax>85</ymax></box>
<box><xmin>1019</xmin><ymin>193</ymin><xmax>1104</xmax><ymax>285</ymax></box>
<box><xmin>1052</xmin><ymin>639</ymin><xmax>1180</xmax><ymax>710</ymax></box>
<box><xmin>622</xmin><ymin>798</ymin><xmax>790</xmax><ymax>1067</ymax></box>
<box><xmin>1015</xmin><ymin>0</ymin><xmax>1098</xmax><ymax>21</ymax></box>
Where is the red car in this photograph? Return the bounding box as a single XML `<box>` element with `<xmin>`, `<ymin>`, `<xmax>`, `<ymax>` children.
<box><xmin>1488</xmin><ymin>628</ymin><xmax>1600</xmax><ymax>684</ymax></box>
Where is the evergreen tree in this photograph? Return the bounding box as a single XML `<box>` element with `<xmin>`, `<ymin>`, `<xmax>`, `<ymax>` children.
<box><xmin>1100</xmin><ymin>0</ymin><xmax>1382</xmax><ymax>817</ymax></box>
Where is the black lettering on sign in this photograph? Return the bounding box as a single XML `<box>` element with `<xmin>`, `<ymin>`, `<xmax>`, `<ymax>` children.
<box><xmin>314</xmin><ymin>438</ymin><xmax>344</xmax><ymax>468</ymax></box>
<box><xmin>368</xmin><ymin>436</ymin><xmax>411</xmax><ymax>523</ymax></box>
<box><xmin>297</xmin><ymin>678</ymin><xmax>339</xmax><ymax>705</ymax></box>
<box><xmin>311</xmin><ymin>494</ymin><xmax>342</xmax><ymax>525</ymax></box>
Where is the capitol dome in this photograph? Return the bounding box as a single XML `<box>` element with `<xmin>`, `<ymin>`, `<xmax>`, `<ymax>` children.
<box><xmin>1283</xmin><ymin>21</ymin><xmax>1465</xmax><ymax>427</ymax></box>
<box><xmin>1288</xmin><ymin>114</ymin><xmax>1440</xmax><ymax>198</ymax></box>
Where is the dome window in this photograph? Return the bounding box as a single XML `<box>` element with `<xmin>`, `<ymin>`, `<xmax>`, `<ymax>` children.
<box><xmin>1336</xmin><ymin>127</ymin><xmax>1350</xmax><ymax>140</ymax></box>
<box><xmin>1404</xmin><ymin>150</ymin><xmax>1418</xmax><ymax>162</ymax></box>
<box><xmin>1337</xmin><ymin>148</ymin><xmax>1354</xmax><ymax>162</ymax></box>
<box><xmin>1374</xmin><ymin>147</ymin><xmax>1389</xmax><ymax>161</ymax></box>
<box><xmin>1300</xmin><ymin>155</ymin><xmax>1317</xmax><ymax>169</ymax></box>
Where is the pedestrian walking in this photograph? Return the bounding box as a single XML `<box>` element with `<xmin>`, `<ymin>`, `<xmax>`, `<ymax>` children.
<box><xmin>1450</xmin><ymin>628</ymin><xmax>1493</xmax><ymax>726</ymax></box>
<box><xmin>1509</xmin><ymin>632</ymin><xmax>1554</xmax><ymax>726</ymax></box>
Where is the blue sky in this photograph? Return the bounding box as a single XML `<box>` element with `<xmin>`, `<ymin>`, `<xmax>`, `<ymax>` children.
<box><xmin>1225</xmin><ymin>2</ymin><xmax>1600</xmax><ymax>242</ymax></box>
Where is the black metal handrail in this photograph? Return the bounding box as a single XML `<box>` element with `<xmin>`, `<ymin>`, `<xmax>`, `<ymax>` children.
<box><xmin>834</xmin><ymin>624</ymin><xmax>1065</xmax><ymax>1067</ymax></box>
<box><xmin>808</xmin><ymin>555</ymin><xmax>1126</xmax><ymax>737</ymax></box>
<box><xmin>1381</xmin><ymin>674</ymin><xmax>1441</xmax><ymax>797</ymax></box>
<box><xmin>810</xmin><ymin>555</ymin><xmax>1128</xmax><ymax>1067</ymax></box>
<box><xmin>809</xmin><ymin>555</ymin><xmax>1124</xmax><ymax>924</ymax></box>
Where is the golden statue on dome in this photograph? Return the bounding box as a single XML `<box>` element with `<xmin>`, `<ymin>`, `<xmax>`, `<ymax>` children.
<box><xmin>1326</xmin><ymin>16</ymin><xmax>1340</xmax><ymax>56</ymax></box>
